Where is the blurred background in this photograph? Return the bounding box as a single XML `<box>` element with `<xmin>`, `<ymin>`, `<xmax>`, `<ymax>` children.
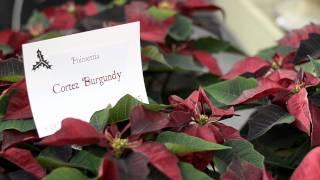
<box><xmin>1</xmin><ymin>0</ymin><xmax>320</xmax><ymax>56</ymax></box>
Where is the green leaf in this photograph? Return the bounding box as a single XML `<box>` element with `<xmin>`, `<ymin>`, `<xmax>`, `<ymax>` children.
<box><xmin>204</xmin><ymin>77</ymin><xmax>257</xmax><ymax>106</ymax></box>
<box><xmin>253</xmin><ymin>143</ymin><xmax>295</xmax><ymax>169</ymax></box>
<box><xmin>165</xmin><ymin>54</ymin><xmax>203</xmax><ymax>72</ymax></box>
<box><xmin>0</xmin><ymin>58</ymin><xmax>24</xmax><ymax>82</ymax></box>
<box><xmin>257</xmin><ymin>46</ymin><xmax>293</xmax><ymax>60</ymax></box>
<box><xmin>148</xmin><ymin>6</ymin><xmax>176</xmax><ymax>21</ymax></box>
<box><xmin>143</xmin><ymin>98</ymin><xmax>170</xmax><ymax>111</ymax></box>
<box><xmin>254</xmin><ymin>124</ymin><xmax>307</xmax><ymax>150</ymax></box>
<box><xmin>39</xmin><ymin>146</ymin><xmax>72</xmax><ymax>162</ymax></box>
<box><xmin>214</xmin><ymin>140</ymin><xmax>265</xmax><ymax>173</ymax></box>
<box><xmin>277</xmin><ymin>46</ymin><xmax>294</xmax><ymax>55</ymax></box>
<box><xmin>37</xmin><ymin>156</ymin><xmax>80</xmax><ymax>171</ymax></box>
<box><xmin>169</xmin><ymin>15</ymin><xmax>193</xmax><ymax>41</ymax></box>
<box><xmin>113</xmin><ymin>0</ymin><xmax>127</xmax><ymax>6</ymax></box>
<box><xmin>146</xmin><ymin>61</ymin><xmax>172</xmax><ymax>72</ymax></box>
<box><xmin>157</xmin><ymin>131</ymin><xmax>230</xmax><ymax>155</ymax></box>
<box><xmin>297</xmin><ymin>61</ymin><xmax>315</xmax><ymax>75</ymax></box>
<box><xmin>257</xmin><ymin>47</ymin><xmax>276</xmax><ymax>60</ymax></box>
<box><xmin>197</xmin><ymin>74</ymin><xmax>222</xmax><ymax>87</ymax></box>
<box><xmin>108</xmin><ymin>94</ymin><xmax>141</xmax><ymax>124</ymax></box>
<box><xmin>296</xmin><ymin>57</ymin><xmax>320</xmax><ymax>77</ymax></box>
<box><xmin>292</xmin><ymin>34</ymin><xmax>320</xmax><ymax>64</ymax></box>
<box><xmin>69</xmin><ymin>150</ymin><xmax>102</xmax><ymax>173</ymax></box>
<box><xmin>253</xmin><ymin>136</ymin><xmax>309</xmax><ymax>170</ymax></box>
<box><xmin>26</xmin><ymin>10</ymin><xmax>49</xmax><ymax>29</ymax></box>
<box><xmin>308</xmin><ymin>55</ymin><xmax>320</xmax><ymax>77</ymax></box>
<box><xmin>32</xmin><ymin>32</ymin><xmax>64</xmax><ymax>41</ymax></box>
<box><xmin>0</xmin><ymin>44</ymin><xmax>13</xmax><ymax>55</ymax></box>
<box><xmin>148</xmin><ymin>166</ymin><xmax>169</xmax><ymax>180</ymax></box>
<box><xmin>143</xmin><ymin>103</ymin><xmax>170</xmax><ymax>111</ymax></box>
<box><xmin>0</xmin><ymin>119</ymin><xmax>36</xmax><ymax>132</ymax></box>
<box><xmin>142</xmin><ymin>45</ymin><xmax>171</xmax><ymax>68</ymax></box>
<box><xmin>43</xmin><ymin>167</ymin><xmax>89</xmax><ymax>180</ymax></box>
<box><xmin>90</xmin><ymin>105</ymin><xmax>111</xmax><ymax>132</ymax></box>
<box><xmin>179</xmin><ymin>162</ymin><xmax>212</xmax><ymax>180</ymax></box>
<box><xmin>0</xmin><ymin>90</ymin><xmax>14</xmax><ymax>120</ymax></box>
<box><xmin>247</xmin><ymin>104</ymin><xmax>295</xmax><ymax>140</ymax></box>
<box><xmin>193</xmin><ymin>37</ymin><xmax>233</xmax><ymax>53</ymax></box>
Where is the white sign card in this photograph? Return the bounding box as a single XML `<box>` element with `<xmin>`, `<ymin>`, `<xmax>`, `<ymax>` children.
<box><xmin>22</xmin><ymin>22</ymin><xmax>148</xmax><ymax>137</ymax></box>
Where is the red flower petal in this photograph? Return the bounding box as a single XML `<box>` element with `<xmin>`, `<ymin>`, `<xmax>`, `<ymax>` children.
<box><xmin>1</xmin><ymin>147</ymin><xmax>46</xmax><ymax>178</ymax></box>
<box><xmin>171</xmin><ymin>90</ymin><xmax>198</xmax><ymax>111</ymax></box>
<box><xmin>222</xmin><ymin>159</ymin><xmax>272</xmax><ymax>180</ymax></box>
<box><xmin>223</xmin><ymin>57</ymin><xmax>270</xmax><ymax>80</ymax></box>
<box><xmin>44</xmin><ymin>8</ymin><xmax>76</xmax><ymax>30</ymax></box>
<box><xmin>125</xmin><ymin>1</ymin><xmax>175</xmax><ymax>43</ymax></box>
<box><xmin>279</xmin><ymin>24</ymin><xmax>320</xmax><ymax>48</ymax></box>
<box><xmin>287</xmin><ymin>88</ymin><xmax>311</xmax><ymax>135</ymax></box>
<box><xmin>121</xmin><ymin>152</ymin><xmax>149</xmax><ymax>180</ymax></box>
<box><xmin>99</xmin><ymin>152</ymin><xmax>149</xmax><ymax>180</ymax></box>
<box><xmin>304</xmin><ymin>72</ymin><xmax>320</xmax><ymax>87</ymax></box>
<box><xmin>214</xmin><ymin>122</ymin><xmax>243</xmax><ymax>141</ymax></box>
<box><xmin>168</xmin><ymin>94</ymin><xmax>184</xmax><ymax>106</ymax></box>
<box><xmin>272</xmin><ymin>52</ymin><xmax>296</xmax><ymax>70</ymax></box>
<box><xmin>79</xmin><ymin>1</ymin><xmax>97</xmax><ymax>16</ymax></box>
<box><xmin>171</xmin><ymin>87</ymin><xmax>234</xmax><ymax>118</ymax></box>
<box><xmin>179</xmin><ymin>0</ymin><xmax>222</xmax><ymax>12</ymax></box>
<box><xmin>231</xmin><ymin>79</ymin><xmax>287</xmax><ymax>105</ymax></box>
<box><xmin>310</xmin><ymin>103</ymin><xmax>320</xmax><ymax>147</ymax></box>
<box><xmin>42</xmin><ymin>7</ymin><xmax>57</xmax><ymax>17</ymax></box>
<box><xmin>184</xmin><ymin>124</ymin><xmax>218</xmax><ymax>142</ymax></box>
<box><xmin>266</xmin><ymin>69</ymin><xmax>297</xmax><ymax>82</ymax></box>
<box><xmin>130</xmin><ymin>105</ymin><xmax>170</xmax><ymax>135</ymax></box>
<box><xmin>8</xmin><ymin>32</ymin><xmax>30</xmax><ymax>52</ymax></box>
<box><xmin>192</xmin><ymin>50</ymin><xmax>222</xmax><ymax>76</ymax></box>
<box><xmin>4</xmin><ymin>80</ymin><xmax>33</xmax><ymax>120</ymax></box>
<box><xmin>168</xmin><ymin>110</ymin><xmax>192</xmax><ymax>127</ymax></box>
<box><xmin>53</xmin><ymin>13</ymin><xmax>76</xmax><ymax>30</ymax></box>
<box><xmin>211</xmin><ymin>104</ymin><xmax>234</xmax><ymax>118</ymax></box>
<box><xmin>180</xmin><ymin>124</ymin><xmax>218</xmax><ymax>170</ymax></box>
<box><xmin>98</xmin><ymin>153</ymin><xmax>121</xmax><ymax>180</ymax></box>
<box><xmin>2</xmin><ymin>130</ymin><xmax>38</xmax><ymax>150</ymax></box>
<box><xmin>0</xmin><ymin>30</ymin><xmax>14</xmax><ymax>44</ymax></box>
<box><xmin>0</xmin><ymin>51</ymin><xmax>4</xmax><ymax>60</ymax></box>
<box><xmin>40</xmin><ymin>118</ymin><xmax>103</xmax><ymax>145</ymax></box>
<box><xmin>134</xmin><ymin>142</ymin><xmax>183</xmax><ymax>180</ymax></box>
<box><xmin>291</xmin><ymin>147</ymin><xmax>320</xmax><ymax>180</ymax></box>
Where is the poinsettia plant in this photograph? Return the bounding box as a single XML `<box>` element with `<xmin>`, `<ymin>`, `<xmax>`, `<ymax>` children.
<box><xmin>210</xmin><ymin>23</ymin><xmax>320</xmax><ymax>179</ymax></box>
<box><xmin>1</xmin><ymin>0</ymin><xmax>320</xmax><ymax>179</ymax></box>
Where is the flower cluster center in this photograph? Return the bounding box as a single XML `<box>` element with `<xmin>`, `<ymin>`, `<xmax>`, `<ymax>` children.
<box><xmin>158</xmin><ymin>1</ymin><xmax>175</xmax><ymax>10</ymax></box>
<box><xmin>197</xmin><ymin>114</ymin><xmax>209</xmax><ymax>125</ymax></box>
<box><xmin>111</xmin><ymin>138</ymin><xmax>129</xmax><ymax>152</ymax></box>
<box><xmin>292</xmin><ymin>84</ymin><xmax>302</xmax><ymax>94</ymax></box>
<box><xmin>271</xmin><ymin>61</ymin><xmax>281</xmax><ymax>70</ymax></box>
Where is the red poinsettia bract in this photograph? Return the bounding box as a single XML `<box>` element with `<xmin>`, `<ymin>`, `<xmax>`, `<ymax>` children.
<box><xmin>223</xmin><ymin>52</ymin><xmax>296</xmax><ymax>80</ymax></box>
<box><xmin>40</xmin><ymin>118</ymin><xmax>183</xmax><ymax>180</ymax></box>
<box><xmin>167</xmin><ymin>87</ymin><xmax>239</xmax><ymax>169</ymax></box>
<box><xmin>125</xmin><ymin>1</ymin><xmax>175</xmax><ymax>43</ymax></box>
<box><xmin>2</xmin><ymin>80</ymin><xmax>33</xmax><ymax>120</ymax></box>
<box><xmin>43</xmin><ymin>1</ymin><xmax>99</xmax><ymax>31</ymax></box>
<box><xmin>232</xmin><ymin>69</ymin><xmax>320</xmax><ymax>136</ymax></box>
<box><xmin>0</xmin><ymin>147</ymin><xmax>46</xmax><ymax>178</ymax></box>
<box><xmin>279</xmin><ymin>23</ymin><xmax>320</xmax><ymax>48</ymax></box>
<box><xmin>291</xmin><ymin>147</ymin><xmax>320</xmax><ymax>180</ymax></box>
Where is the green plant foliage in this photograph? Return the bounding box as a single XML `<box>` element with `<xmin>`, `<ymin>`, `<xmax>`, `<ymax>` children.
<box><xmin>205</xmin><ymin>77</ymin><xmax>257</xmax><ymax>106</ymax></box>
<box><xmin>157</xmin><ymin>131</ymin><xmax>230</xmax><ymax>155</ymax></box>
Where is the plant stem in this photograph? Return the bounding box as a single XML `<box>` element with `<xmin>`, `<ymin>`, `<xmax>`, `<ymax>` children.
<box><xmin>12</xmin><ymin>0</ymin><xmax>24</xmax><ymax>31</ymax></box>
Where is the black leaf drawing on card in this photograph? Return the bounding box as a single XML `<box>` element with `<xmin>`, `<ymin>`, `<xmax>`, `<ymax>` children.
<box><xmin>32</xmin><ymin>49</ymin><xmax>52</xmax><ymax>71</ymax></box>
